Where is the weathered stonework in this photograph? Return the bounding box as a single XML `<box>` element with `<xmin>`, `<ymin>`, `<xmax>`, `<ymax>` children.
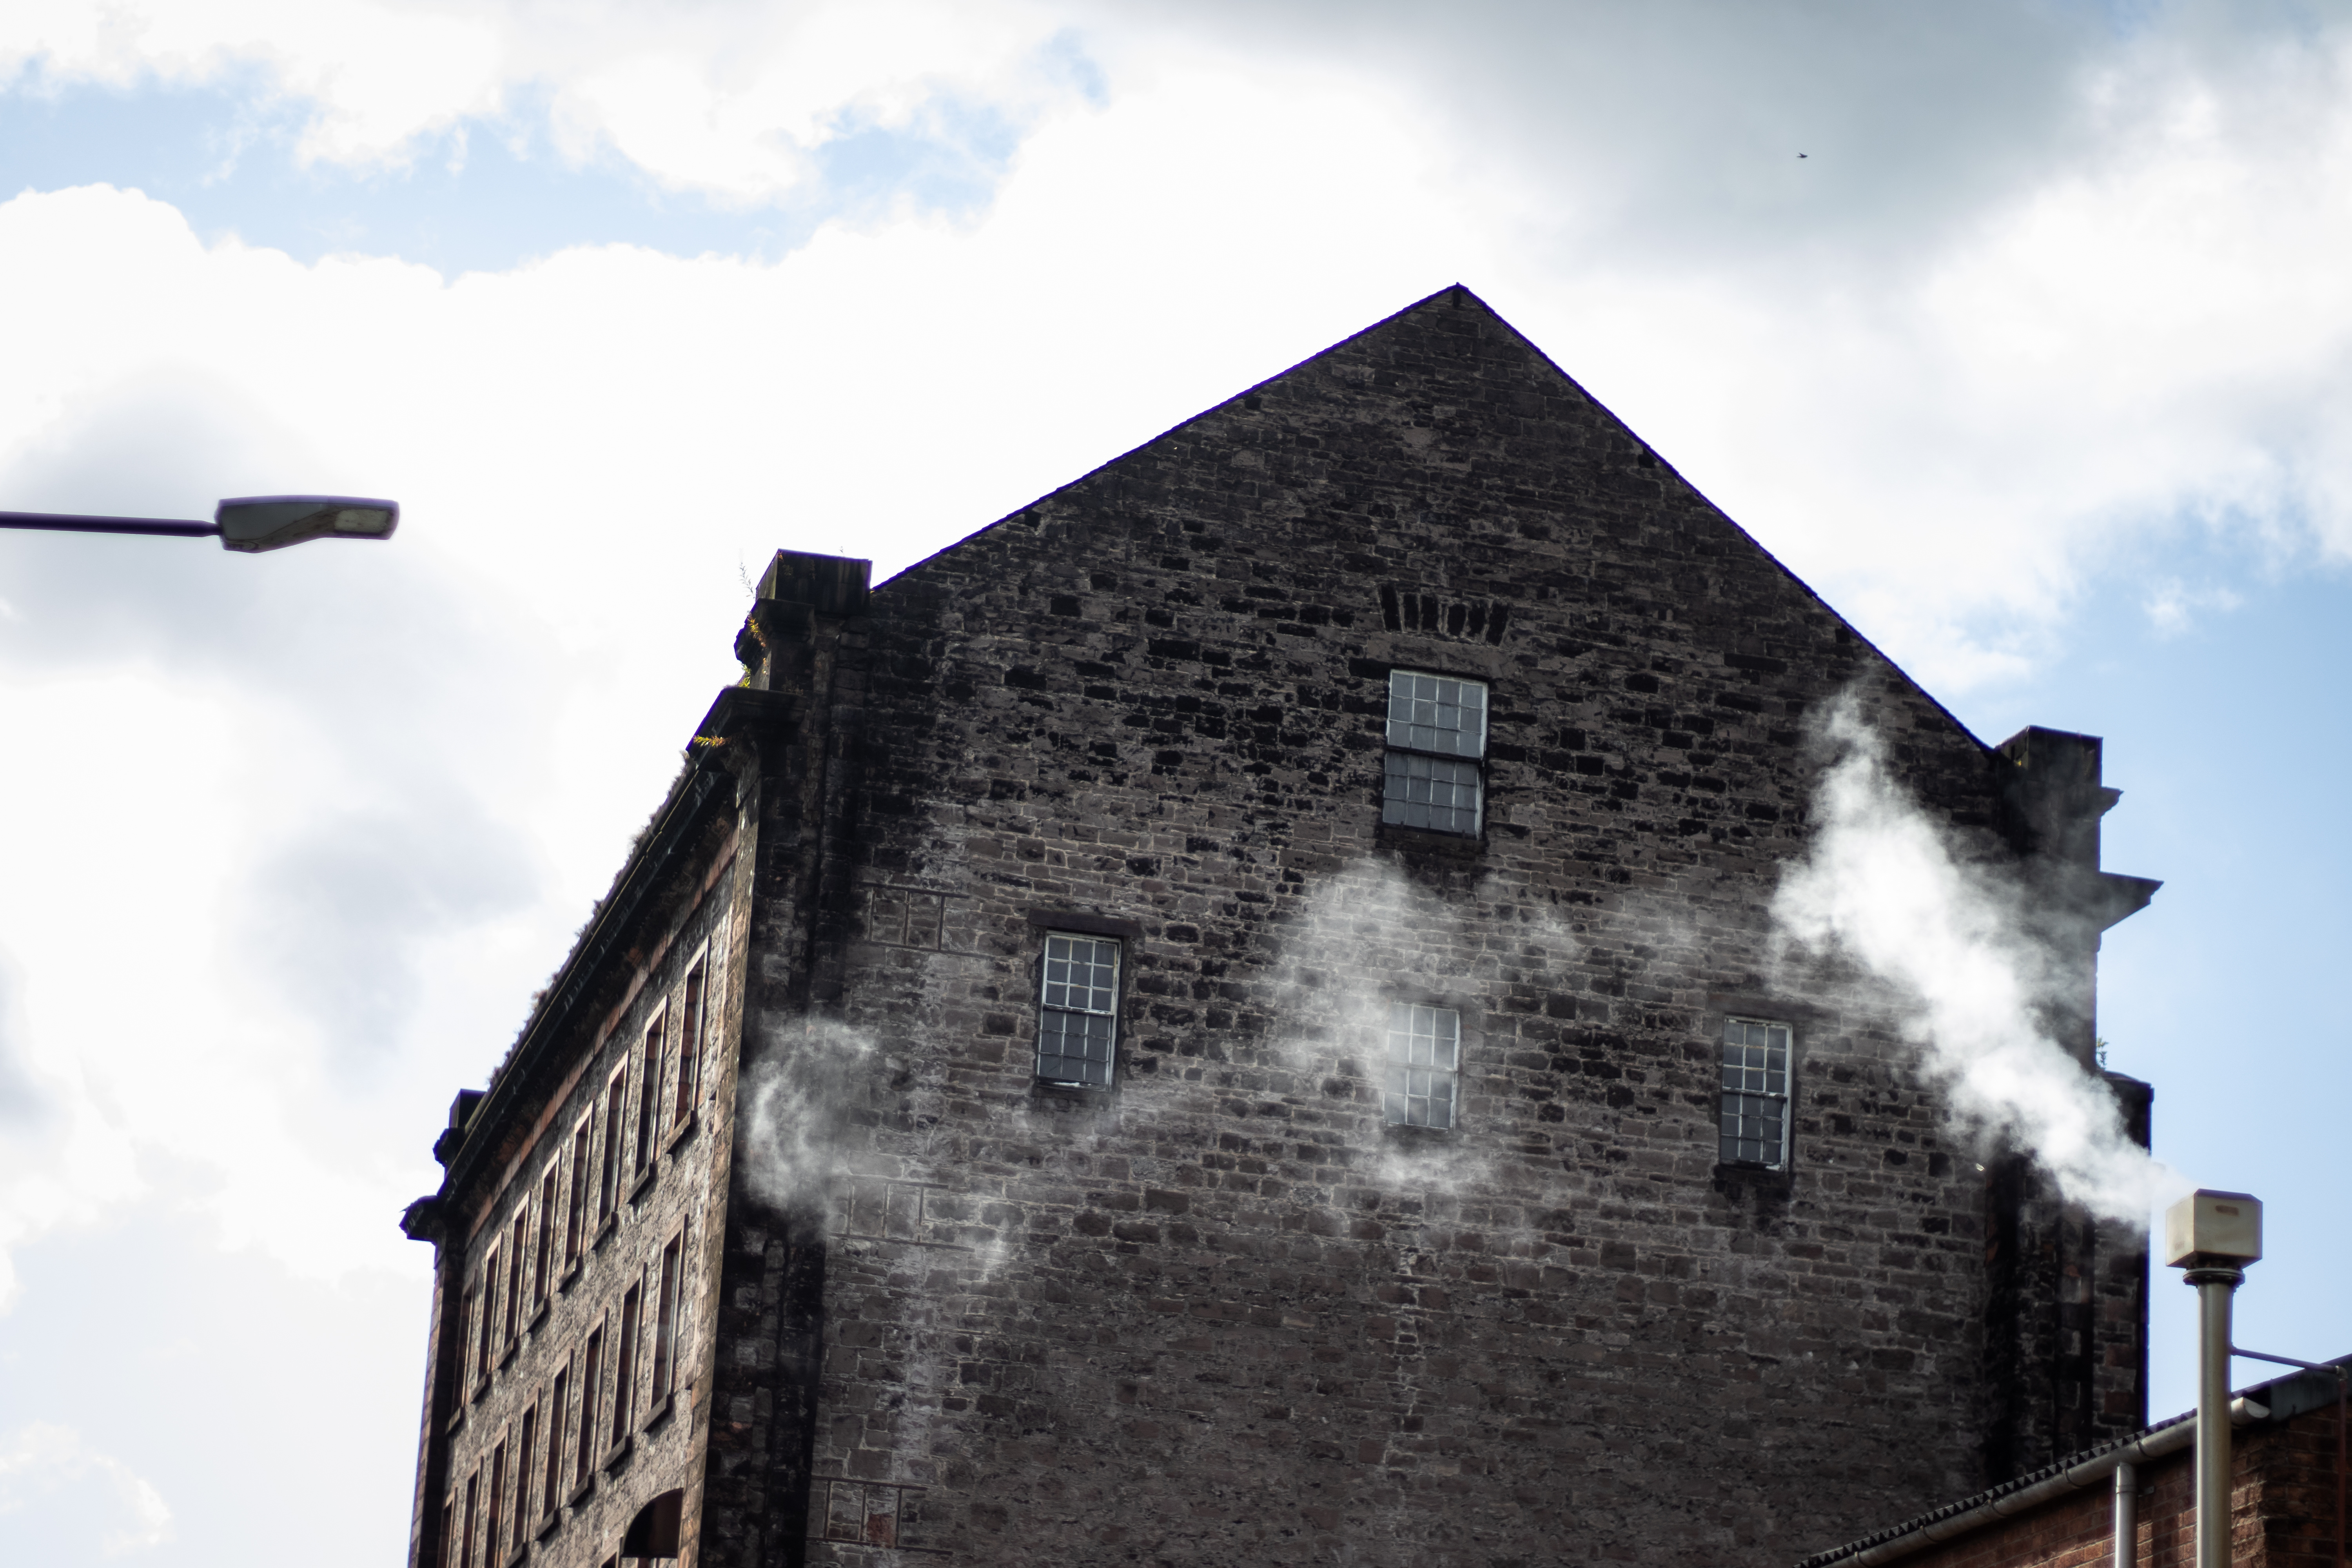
<box><xmin>404</xmin><ymin>287</ymin><xmax>2159</xmax><ymax>1568</ymax></box>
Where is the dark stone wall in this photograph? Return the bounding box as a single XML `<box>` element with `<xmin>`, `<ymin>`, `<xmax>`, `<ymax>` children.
<box><xmin>408</xmin><ymin>812</ymin><xmax>741</xmax><ymax>1568</ymax></box>
<box><xmin>719</xmin><ymin>287</ymin><xmax>2152</xmax><ymax>1565</ymax></box>
<box><xmin>407</xmin><ymin>285</ymin><xmax>2158</xmax><ymax>1568</ymax></box>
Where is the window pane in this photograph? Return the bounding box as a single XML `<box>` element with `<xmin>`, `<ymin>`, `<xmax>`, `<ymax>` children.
<box><xmin>1384</xmin><ymin>1004</ymin><xmax>1460</xmax><ymax>1128</ymax></box>
<box><xmin>1385</xmin><ymin>671</ymin><xmax>1488</xmax><ymax>758</ymax></box>
<box><xmin>1381</xmin><ymin>751</ymin><xmax>1483</xmax><ymax>835</ymax></box>
<box><xmin>1038</xmin><ymin>1007</ymin><xmax>1115</xmax><ymax>1086</ymax></box>
<box><xmin>1041</xmin><ymin>935</ymin><xmax>1119</xmax><ymax>1014</ymax></box>
<box><xmin>1718</xmin><ymin>1018</ymin><xmax>1791</xmax><ymax>1167</ymax></box>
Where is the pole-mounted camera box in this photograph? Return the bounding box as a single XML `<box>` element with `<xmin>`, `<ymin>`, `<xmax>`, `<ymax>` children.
<box><xmin>2164</xmin><ymin>1189</ymin><xmax>2263</xmax><ymax>1269</ymax></box>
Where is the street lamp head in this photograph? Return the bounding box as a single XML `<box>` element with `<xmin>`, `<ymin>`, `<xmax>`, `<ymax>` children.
<box><xmin>215</xmin><ymin>495</ymin><xmax>399</xmax><ymax>554</ymax></box>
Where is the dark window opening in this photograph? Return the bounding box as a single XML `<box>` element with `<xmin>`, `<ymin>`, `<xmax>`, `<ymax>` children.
<box><xmin>612</xmin><ymin>1285</ymin><xmax>642</xmax><ymax>1443</ymax></box>
<box><xmin>633</xmin><ymin>1014</ymin><xmax>663</xmax><ymax>1178</ymax></box>
<box><xmin>474</xmin><ymin>1249</ymin><xmax>498</xmax><ymax>1385</ymax></box>
<box><xmin>597</xmin><ymin>1066</ymin><xmax>628</xmax><ymax>1223</ymax></box>
<box><xmin>564</xmin><ymin>1122</ymin><xmax>591</xmax><ymax>1265</ymax></box>
<box><xmin>575</xmin><ymin>1328</ymin><xmax>603</xmax><ymax>1488</ymax></box>
<box><xmin>650</xmin><ymin>1235</ymin><xmax>683</xmax><ymax>1400</ymax></box>
<box><xmin>485</xmin><ymin>1441</ymin><xmax>506</xmax><ymax>1568</ymax></box>
<box><xmin>533</xmin><ymin>1169</ymin><xmax>557</xmax><ymax>1307</ymax></box>
<box><xmin>458</xmin><ymin>1470</ymin><xmax>479</xmax><ymax>1568</ymax></box>
<box><xmin>517</xmin><ymin>1405</ymin><xmax>537</xmax><ymax>1537</ymax></box>
<box><xmin>675</xmin><ymin>961</ymin><xmax>706</xmax><ymax>1127</ymax></box>
<box><xmin>543</xmin><ymin>1365</ymin><xmax>568</xmax><ymax>1517</ymax></box>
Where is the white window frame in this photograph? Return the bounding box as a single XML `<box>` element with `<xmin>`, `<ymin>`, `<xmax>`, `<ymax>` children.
<box><xmin>1381</xmin><ymin>670</ymin><xmax>1488</xmax><ymax>836</ymax></box>
<box><xmin>1383</xmin><ymin>1003</ymin><xmax>1461</xmax><ymax>1129</ymax></box>
<box><xmin>1719</xmin><ymin>1016</ymin><xmax>1793</xmax><ymax>1169</ymax></box>
<box><xmin>1036</xmin><ymin>933</ymin><xmax>1122</xmax><ymax>1087</ymax></box>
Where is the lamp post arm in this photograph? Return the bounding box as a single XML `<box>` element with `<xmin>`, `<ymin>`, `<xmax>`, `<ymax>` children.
<box><xmin>0</xmin><ymin>511</ymin><xmax>218</xmax><ymax>538</ymax></box>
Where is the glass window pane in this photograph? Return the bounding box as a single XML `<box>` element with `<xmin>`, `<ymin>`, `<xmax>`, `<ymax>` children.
<box><xmin>1719</xmin><ymin>1018</ymin><xmax>1791</xmax><ymax>1168</ymax></box>
<box><xmin>1385</xmin><ymin>1005</ymin><xmax>1460</xmax><ymax>1129</ymax></box>
<box><xmin>1038</xmin><ymin>935</ymin><xmax>1121</xmax><ymax>1084</ymax></box>
<box><xmin>1382</xmin><ymin>751</ymin><xmax>1483</xmax><ymax>835</ymax></box>
<box><xmin>1385</xmin><ymin>671</ymin><xmax>1489</xmax><ymax>759</ymax></box>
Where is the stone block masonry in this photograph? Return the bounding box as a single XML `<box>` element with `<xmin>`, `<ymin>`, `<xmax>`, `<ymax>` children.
<box><xmin>406</xmin><ymin>285</ymin><xmax>2159</xmax><ymax>1568</ymax></box>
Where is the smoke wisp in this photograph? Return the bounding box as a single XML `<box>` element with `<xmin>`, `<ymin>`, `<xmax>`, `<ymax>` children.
<box><xmin>739</xmin><ymin>1016</ymin><xmax>880</xmax><ymax>1217</ymax></box>
<box><xmin>1771</xmin><ymin>697</ymin><xmax>2179</xmax><ymax>1222</ymax></box>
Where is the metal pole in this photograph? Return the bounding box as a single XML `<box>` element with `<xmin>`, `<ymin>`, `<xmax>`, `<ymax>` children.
<box><xmin>2192</xmin><ymin>1268</ymin><xmax>2243</xmax><ymax>1568</ymax></box>
<box><xmin>2113</xmin><ymin>1459</ymin><xmax>2137</xmax><ymax>1568</ymax></box>
<box><xmin>0</xmin><ymin>511</ymin><xmax>217</xmax><ymax>537</ymax></box>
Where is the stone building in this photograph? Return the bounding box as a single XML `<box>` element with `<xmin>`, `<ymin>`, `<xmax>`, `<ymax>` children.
<box><xmin>399</xmin><ymin>285</ymin><xmax>2162</xmax><ymax>1568</ymax></box>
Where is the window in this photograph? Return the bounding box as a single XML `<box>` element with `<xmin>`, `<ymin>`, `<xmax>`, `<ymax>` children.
<box><xmin>516</xmin><ymin>1404</ymin><xmax>537</xmax><ymax>1541</ymax></box>
<box><xmin>611</xmin><ymin>1284</ymin><xmax>642</xmax><ymax>1445</ymax></box>
<box><xmin>458</xmin><ymin>1469</ymin><xmax>479</xmax><ymax>1568</ymax></box>
<box><xmin>503</xmin><ymin>1212</ymin><xmax>527</xmax><ymax>1349</ymax></box>
<box><xmin>1383</xmin><ymin>1004</ymin><xmax>1460</xmax><ymax>1129</ymax></box>
<box><xmin>474</xmin><ymin>1247</ymin><xmax>499</xmax><ymax>1385</ymax></box>
<box><xmin>632</xmin><ymin>1013</ymin><xmax>663</xmax><ymax>1180</ymax></box>
<box><xmin>1382</xmin><ymin>670</ymin><xmax>1487</xmax><ymax>835</ymax></box>
<box><xmin>597</xmin><ymin>1064</ymin><xmax>628</xmax><ymax>1225</ymax></box>
<box><xmin>650</xmin><ymin>1234</ymin><xmax>683</xmax><ymax>1403</ymax></box>
<box><xmin>543</xmin><ymin>1362</ymin><xmax>569</xmax><ymax>1517</ymax></box>
<box><xmin>1036</xmin><ymin>933</ymin><xmax>1121</xmax><ymax>1087</ymax></box>
<box><xmin>673</xmin><ymin>959</ymin><xmax>706</xmax><ymax>1128</ymax></box>
<box><xmin>485</xmin><ymin>1440</ymin><xmax>506</xmax><ymax>1568</ymax></box>
<box><xmin>1720</xmin><ymin>1018</ymin><xmax>1792</xmax><ymax>1167</ymax></box>
<box><xmin>564</xmin><ymin>1118</ymin><xmax>592</xmax><ymax>1267</ymax></box>
<box><xmin>454</xmin><ymin>1288</ymin><xmax>476</xmax><ymax>1398</ymax></box>
<box><xmin>533</xmin><ymin>1167</ymin><xmax>557</xmax><ymax>1310</ymax></box>
<box><xmin>575</xmin><ymin>1328</ymin><xmax>603</xmax><ymax>1488</ymax></box>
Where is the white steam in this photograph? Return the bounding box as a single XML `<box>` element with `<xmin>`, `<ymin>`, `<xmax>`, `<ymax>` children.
<box><xmin>1771</xmin><ymin>697</ymin><xmax>2180</xmax><ymax>1222</ymax></box>
<box><xmin>739</xmin><ymin>1016</ymin><xmax>879</xmax><ymax>1215</ymax></box>
<box><xmin>1265</xmin><ymin>857</ymin><xmax>1581</xmax><ymax>1197</ymax></box>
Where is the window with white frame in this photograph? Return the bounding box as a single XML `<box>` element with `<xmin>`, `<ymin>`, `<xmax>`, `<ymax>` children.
<box><xmin>1383</xmin><ymin>671</ymin><xmax>1488</xmax><ymax>835</ymax></box>
<box><xmin>1383</xmin><ymin>1004</ymin><xmax>1460</xmax><ymax>1129</ymax></box>
<box><xmin>1719</xmin><ymin>1017</ymin><xmax>1792</xmax><ymax>1167</ymax></box>
<box><xmin>1036</xmin><ymin>933</ymin><xmax>1121</xmax><ymax>1087</ymax></box>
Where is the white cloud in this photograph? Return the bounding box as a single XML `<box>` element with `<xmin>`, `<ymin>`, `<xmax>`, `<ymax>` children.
<box><xmin>6</xmin><ymin>6</ymin><xmax>2352</xmax><ymax>1559</ymax></box>
<box><xmin>0</xmin><ymin>1423</ymin><xmax>172</xmax><ymax>1555</ymax></box>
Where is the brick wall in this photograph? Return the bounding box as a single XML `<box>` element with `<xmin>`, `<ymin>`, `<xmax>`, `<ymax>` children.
<box><xmin>1889</xmin><ymin>1394</ymin><xmax>2346</xmax><ymax>1568</ymax></box>
<box><xmin>408</xmin><ymin>795</ymin><xmax>743</xmax><ymax>1568</ymax></box>
<box><xmin>708</xmin><ymin>287</ymin><xmax>2153</xmax><ymax>1564</ymax></box>
<box><xmin>410</xmin><ymin>285</ymin><xmax>2161</xmax><ymax>1568</ymax></box>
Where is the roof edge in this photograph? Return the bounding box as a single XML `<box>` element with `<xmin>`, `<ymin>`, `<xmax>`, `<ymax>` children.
<box><xmin>867</xmin><ymin>282</ymin><xmax>1995</xmax><ymax>756</ymax></box>
<box><xmin>1793</xmin><ymin>1354</ymin><xmax>2352</xmax><ymax>1568</ymax></box>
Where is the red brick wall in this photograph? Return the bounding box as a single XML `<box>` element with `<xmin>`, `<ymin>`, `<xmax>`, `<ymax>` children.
<box><xmin>1900</xmin><ymin>1405</ymin><xmax>2344</xmax><ymax>1568</ymax></box>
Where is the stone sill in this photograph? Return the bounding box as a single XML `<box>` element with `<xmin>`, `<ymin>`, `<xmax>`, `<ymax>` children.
<box><xmin>1375</xmin><ymin>821</ymin><xmax>1485</xmax><ymax>858</ymax></box>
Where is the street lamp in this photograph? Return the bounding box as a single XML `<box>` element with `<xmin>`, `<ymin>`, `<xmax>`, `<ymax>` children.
<box><xmin>0</xmin><ymin>495</ymin><xmax>399</xmax><ymax>553</ymax></box>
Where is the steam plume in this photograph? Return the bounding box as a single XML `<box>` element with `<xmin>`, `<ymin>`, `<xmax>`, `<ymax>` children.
<box><xmin>1770</xmin><ymin>697</ymin><xmax>2180</xmax><ymax>1222</ymax></box>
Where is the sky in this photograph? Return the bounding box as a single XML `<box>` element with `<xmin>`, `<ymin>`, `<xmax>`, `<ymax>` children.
<box><xmin>3</xmin><ymin>1</ymin><xmax>2350</xmax><ymax>1560</ymax></box>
